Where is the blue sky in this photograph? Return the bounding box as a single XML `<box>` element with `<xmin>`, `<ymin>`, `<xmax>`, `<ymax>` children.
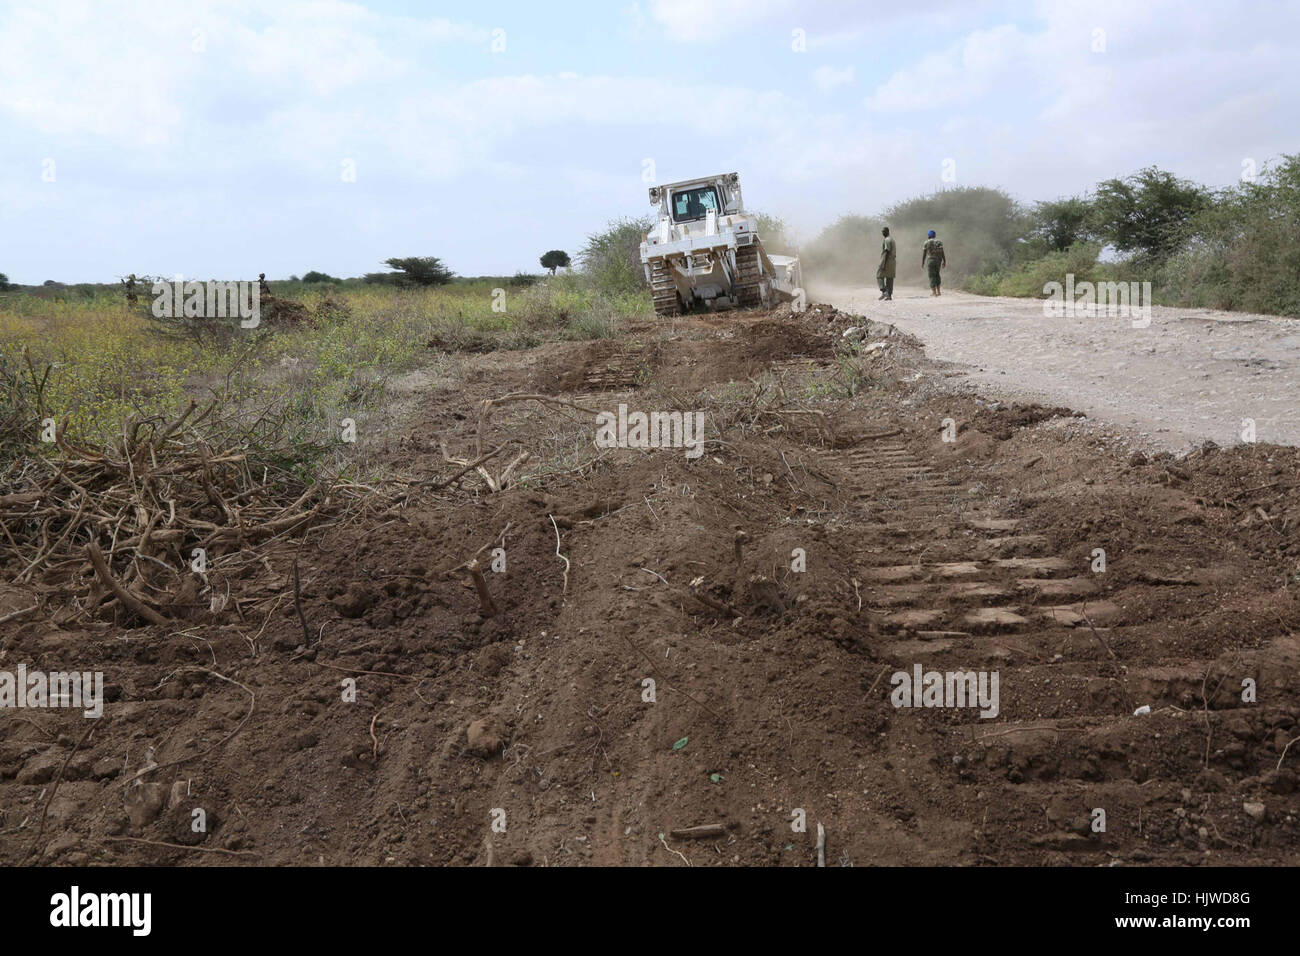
<box><xmin>2</xmin><ymin>0</ymin><xmax>1297</xmax><ymax>283</ymax></box>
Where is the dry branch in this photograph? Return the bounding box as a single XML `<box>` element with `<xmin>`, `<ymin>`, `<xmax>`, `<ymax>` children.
<box><xmin>87</xmin><ymin>541</ymin><xmax>169</xmax><ymax>626</ymax></box>
<box><xmin>670</xmin><ymin>824</ymin><xmax>727</xmax><ymax>839</ymax></box>
<box><xmin>466</xmin><ymin>559</ymin><xmax>498</xmax><ymax>617</ymax></box>
<box><xmin>0</xmin><ymin>407</ymin><xmax>354</xmax><ymax>627</ymax></box>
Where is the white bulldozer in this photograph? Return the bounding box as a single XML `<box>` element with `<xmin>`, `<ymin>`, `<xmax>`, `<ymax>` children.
<box><xmin>639</xmin><ymin>172</ymin><xmax>803</xmax><ymax>317</ymax></box>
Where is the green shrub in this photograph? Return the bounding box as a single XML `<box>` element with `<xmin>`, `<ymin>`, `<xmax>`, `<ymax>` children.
<box><xmin>1156</xmin><ymin>156</ymin><xmax>1300</xmax><ymax>316</ymax></box>
<box><xmin>953</xmin><ymin>155</ymin><xmax>1299</xmax><ymax>318</ymax></box>
<box><xmin>578</xmin><ymin>217</ymin><xmax>652</xmax><ymax>296</ymax></box>
<box><xmin>964</xmin><ymin>242</ymin><xmax>1109</xmax><ymax>298</ymax></box>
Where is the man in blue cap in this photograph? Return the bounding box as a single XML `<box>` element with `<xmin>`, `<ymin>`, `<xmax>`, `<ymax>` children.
<box><xmin>921</xmin><ymin>230</ymin><xmax>946</xmax><ymax>296</ymax></box>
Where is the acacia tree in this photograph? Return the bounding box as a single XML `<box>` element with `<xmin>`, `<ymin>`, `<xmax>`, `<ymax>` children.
<box><xmin>1090</xmin><ymin>167</ymin><xmax>1210</xmax><ymax>260</ymax></box>
<box><xmin>1031</xmin><ymin>197</ymin><xmax>1094</xmax><ymax>252</ymax></box>
<box><xmin>540</xmin><ymin>250</ymin><xmax>571</xmax><ymax>274</ymax></box>
<box><xmin>368</xmin><ymin>256</ymin><xmax>455</xmax><ymax>287</ymax></box>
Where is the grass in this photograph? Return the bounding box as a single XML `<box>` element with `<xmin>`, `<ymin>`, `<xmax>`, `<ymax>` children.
<box><xmin>0</xmin><ymin>275</ymin><xmax>654</xmax><ymax>471</ymax></box>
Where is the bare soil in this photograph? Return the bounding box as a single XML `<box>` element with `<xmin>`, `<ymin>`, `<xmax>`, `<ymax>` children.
<box><xmin>3</xmin><ymin>301</ymin><xmax>1299</xmax><ymax>866</ymax></box>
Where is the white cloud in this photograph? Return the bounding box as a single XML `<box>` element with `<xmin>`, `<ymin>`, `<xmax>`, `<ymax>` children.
<box><xmin>647</xmin><ymin>0</ymin><xmax>1004</xmax><ymax>46</ymax></box>
<box><xmin>624</xmin><ymin>2</ymin><xmax>647</xmax><ymax>34</ymax></box>
<box><xmin>646</xmin><ymin>0</ymin><xmax>798</xmax><ymax>37</ymax></box>
<box><xmin>864</xmin><ymin>23</ymin><xmax>1031</xmax><ymax>112</ymax></box>
<box><xmin>812</xmin><ymin>65</ymin><xmax>855</xmax><ymax>91</ymax></box>
<box><xmin>0</xmin><ymin>0</ymin><xmax>487</xmax><ymax>143</ymax></box>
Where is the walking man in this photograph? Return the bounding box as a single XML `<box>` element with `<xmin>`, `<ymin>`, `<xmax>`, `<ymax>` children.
<box><xmin>922</xmin><ymin>230</ymin><xmax>946</xmax><ymax>296</ymax></box>
<box><xmin>877</xmin><ymin>227</ymin><xmax>897</xmax><ymax>300</ymax></box>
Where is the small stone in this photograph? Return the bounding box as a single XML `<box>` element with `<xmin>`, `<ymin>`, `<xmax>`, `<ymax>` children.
<box><xmin>1194</xmin><ymin>769</ymin><xmax>1228</xmax><ymax>793</ymax></box>
<box><xmin>331</xmin><ymin>585</ymin><xmax>378</xmax><ymax>619</ymax></box>
<box><xmin>1264</xmin><ymin>769</ymin><xmax>1295</xmax><ymax>795</ymax></box>
<box><xmin>90</xmin><ymin>758</ymin><xmax>121</xmax><ymax>781</ymax></box>
<box><xmin>1242</xmin><ymin>802</ymin><xmax>1266</xmax><ymax>823</ymax></box>
<box><xmin>466</xmin><ymin>719</ymin><xmax>503</xmax><ymax>758</ymax></box>
<box><xmin>1225</xmin><ymin>717</ymin><xmax>1253</xmax><ymax>740</ymax></box>
<box><xmin>16</xmin><ymin>754</ymin><xmax>62</xmax><ymax>785</ymax></box>
<box><xmin>124</xmin><ymin>782</ymin><xmax>168</xmax><ymax>828</ymax></box>
<box><xmin>273</xmin><ymin>629</ymin><xmax>304</xmax><ymax>651</ymax></box>
<box><xmin>167</xmin><ymin>780</ymin><xmax>188</xmax><ymax>810</ymax></box>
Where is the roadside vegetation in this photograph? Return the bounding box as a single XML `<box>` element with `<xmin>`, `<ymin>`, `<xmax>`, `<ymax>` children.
<box><xmin>801</xmin><ymin>154</ymin><xmax>1300</xmax><ymax>318</ymax></box>
<box><xmin>0</xmin><ymin>224</ymin><xmax>655</xmax><ymax>480</ymax></box>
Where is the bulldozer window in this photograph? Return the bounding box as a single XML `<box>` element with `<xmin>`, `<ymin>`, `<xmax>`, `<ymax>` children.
<box><xmin>671</xmin><ymin>186</ymin><xmax>720</xmax><ymax>222</ymax></box>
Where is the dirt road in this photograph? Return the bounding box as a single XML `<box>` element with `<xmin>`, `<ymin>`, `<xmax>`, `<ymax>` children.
<box><xmin>817</xmin><ymin>283</ymin><xmax>1300</xmax><ymax>452</ymax></box>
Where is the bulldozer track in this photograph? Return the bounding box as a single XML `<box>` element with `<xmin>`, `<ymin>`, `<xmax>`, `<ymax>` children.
<box><xmin>833</xmin><ymin>443</ymin><xmax>1091</xmax><ymax>623</ymax></box>
<box><xmin>733</xmin><ymin>244</ymin><xmax>762</xmax><ymax>308</ymax></box>
<box><xmin>833</xmin><ymin>440</ymin><xmax>1136</xmax><ymax>657</ymax></box>
<box><xmin>580</xmin><ymin>344</ymin><xmax>646</xmax><ymax>390</ymax></box>
<box><xmin>830</xmin><ymin>438</ymin><xmax>1245</xmax><ymax>712</ymax></box>
<box><xmin>819</xmin><ymin>434</ymin><xmax>1285</xmax><ymax>850</ymax></box>
<box><xmin>648</xmin><ymin>258</ymin><xmax>679</xmax><ymax>318</ymax></box>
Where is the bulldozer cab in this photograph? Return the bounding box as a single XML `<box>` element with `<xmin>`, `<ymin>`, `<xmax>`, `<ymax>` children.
<box><xmin>671</xmin><ymin>185</ymin><xmax>720</xmax><ymax>222</ymax></box>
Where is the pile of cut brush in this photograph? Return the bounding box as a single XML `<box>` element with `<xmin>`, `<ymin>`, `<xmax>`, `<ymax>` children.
<box><xmin>0</xmin><ymin>398</ymin><xmax>360</xmax><ymax>629</ymax></box>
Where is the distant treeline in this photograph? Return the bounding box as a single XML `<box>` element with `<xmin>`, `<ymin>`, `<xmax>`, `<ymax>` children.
<box><xmin>801</xmin><ymin>154</ymin><xmax>1300</xmax><ymax>317</ymax></box>
<box><xmin>1</xmin><ymin>271</ymin><xmax>545</xmax><ymax>300</ymax></box>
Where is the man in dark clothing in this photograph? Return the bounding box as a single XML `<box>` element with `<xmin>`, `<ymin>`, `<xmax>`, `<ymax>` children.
<box><xmin>877</xmin><ymin>227</ymin><xmax>897</xmax><ymax>300</ymax></box>
<box><xmin>922</xmin><ymin>230</ymin><xmax>946</xmax><ymax>296</ymax></box>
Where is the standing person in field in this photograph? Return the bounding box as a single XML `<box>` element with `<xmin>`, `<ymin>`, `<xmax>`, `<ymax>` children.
<box><xmin>922</xmin><ymin>230</ymin><xmax>946</xmax><ymax>296</ymax></box>
<box><xmin>877</xmin><ymin>226</ymin><xmax>897</xmax><ymax>300</ymax></box>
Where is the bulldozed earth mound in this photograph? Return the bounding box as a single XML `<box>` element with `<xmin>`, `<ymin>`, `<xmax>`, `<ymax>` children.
<box><xmin>2</xmin><ymin>303</ymin><xmax>1298</xmax><ymax>866</ymax></box>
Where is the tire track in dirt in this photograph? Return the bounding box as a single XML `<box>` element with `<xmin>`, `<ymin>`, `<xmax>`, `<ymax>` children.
<box><xmin>821</xmin><ymin>411</ymin><xmax>1297</xmax><ymax>859</ymax></box>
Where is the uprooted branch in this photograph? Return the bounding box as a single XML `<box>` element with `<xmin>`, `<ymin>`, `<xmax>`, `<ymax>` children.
<box><xmin>413</xmin><ymin>392</ymin><xmax>602</xmax><ymax>495</ymax></box>
<box><xmin>0</xmin><ymin>402</ymin><xmax>360</xmax><ymax>627</ymax></box>
<box><xmin>475</xmin><ymin>393</ymin><xmax>602</xmax><ymax>457</ymax></box>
